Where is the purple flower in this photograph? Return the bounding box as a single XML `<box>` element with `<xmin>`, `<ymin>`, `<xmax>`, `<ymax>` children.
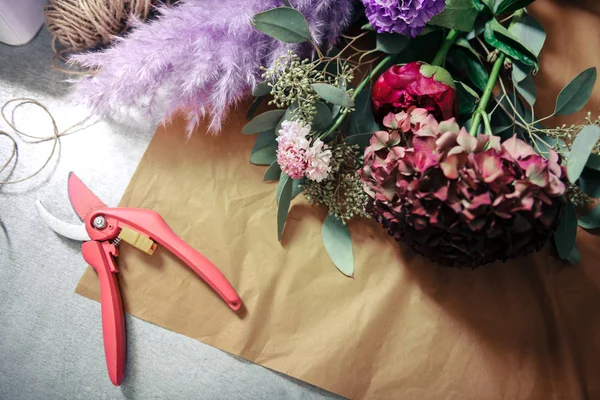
<box><xmin>70</xmin><ymin>0</ymin><xmax>354</xmax><ymax>135</ymax></box>
<box><xmin>361</xmin><ymin>0</ymin><xmax>446</xmax><ymax>38</ymax></box>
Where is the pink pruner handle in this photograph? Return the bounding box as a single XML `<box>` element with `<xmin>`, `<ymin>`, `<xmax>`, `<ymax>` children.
<box><xmin>82</xmin><ymin>241</ymin><xmax>126</xmax><ymax>386</ymax></box>
<box><xmin>96</xmin><ymin>208</ymin><xmax>242</xmax><ymax>311</ymax></box>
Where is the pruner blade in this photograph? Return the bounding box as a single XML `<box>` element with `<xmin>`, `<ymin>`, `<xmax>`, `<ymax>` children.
<box><xmin>35</xmin><ymin>200</ymin><xmax>91</xmax><ymax>242</ymax></box>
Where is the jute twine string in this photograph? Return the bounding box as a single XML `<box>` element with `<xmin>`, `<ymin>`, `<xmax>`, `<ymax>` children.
<box><xmin>0</xmin><ymin>99</ymin><xmax>91</xmax><ymax>185</ymax></box>
<box><xmin>45</xmin><ymin>0</ymin><xmax>167</xmax><ymax>51</ymax></box>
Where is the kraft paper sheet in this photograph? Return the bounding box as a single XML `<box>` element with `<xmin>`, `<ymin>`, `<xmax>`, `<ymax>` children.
<box><xmin>77</xmin><ymin>1</ymin><xmax>600</xmax><ymax>398</ymax></box>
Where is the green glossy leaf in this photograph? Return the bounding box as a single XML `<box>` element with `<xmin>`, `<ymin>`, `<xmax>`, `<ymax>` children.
<box><xmin>449</xmin><ymin>48</ymin><xmax>488</xmax><ymax>92</ymax></box>
<box><xmin>553</xmin><ymin>67</ymin><xmax>597</xmax><ymax>116</ymax></box>
<box><xmin>515</xmin><ymin>73</ymin><xmax>537</xmax><ymax>106</ymax></box>
<box><xmin>578</xmin><ymin>168</ymin><xmax>600</xmax><ymax>198</ymax></box>
<box><xmin>567</xmin><ymin>125</ymin><xmax>600</xmax><ymax>183</ymax></box>
<box><xmin>554</xmin><ymin>201</ymin><xmax>578</xmax><ymax>260</ymax></box>
<box><xmin>311</xmin><ymin>83</ymin><xmax>354</xmax><ymax>108</ymax></box>
<box><xmin>455</xmin><ymin>38</ymin><xmax>480</xmax><ymax>58</ymax></box>
<box><xmin>566</xmin><ymin>245</ymin><xmax>580</xmax><ymax>265</ymax></box>
<box><xmin>253</xmin><ymin>81</ymin><xmax>271</xmax><ymax>97</ymax></box>
<box><xmin>509</xmin><ymin>13</ymin><xmax>545</xmax><ymax>58</ymax></box>
<box><xmin>312</xmin><ymin>101</ymin><xmax>333</xmax><ymax>131</ymax></box>
<box><xmin>345</xmin><ymin>133</ymin><xmax>373</xmax><ymax>152</ymax></box>
<box><xmin>252</xmin><ymin>7</ymin><xmax>311</xmax><ymax>44</ymax></box>
<box><xmin>429</xmin><ymin>0</ymin><xmax>478</xmax><ymax>32</ymax></box>
<box><xmin>276</xmin><ymin>173</ymin><xmax>292</xmax><ymax>241</ymax></box>
<box><xmin>264</xmin><ymin>161</ymin><xmax>282</xmax><ymax>181</ymax></box>
<box><xmin>321</xmin><ymin>214</ymin><xmax>354</xmax><ymax>277</ymax></box>
<box><xmin>376</xmin><ymin>33</ymin><xmax>410</xmax><ymax>54</ymax></box>
<box><xmin>484</xmin><ymin>19</ymin><xmax>539</xmax><ymax>70</ymax></box>
<box><xmin>250</xmin><ymin>130</ymin><xmax>277</xmax><ymax>165</ymax></box>
<box><xmin>242</xmin><ymin>110</ymin><xmax>286</xmax><ymax>134</ymax></box>
<box><xmin>465</xmin><ymin>17</ymin><xmax>486</xmax><ymax>39</ymax></box>
<box><xmin>456</xmin><ymin>81</ymin><xmax>480</xmax><ymax>115</ymax></box>
<box><xmin>349</xmin><ymin>82</ymin><xmax>380</xmax><ymax>135</ymax></box>
<box><xmin>495</xmin><ymin>0</ymin><xmax>535</xmax><ymax>15</ymax></box>
<box><xmin>578</xmin><ymin>203</ymin><xmax>600</xmax><ymax>230</ymax></box>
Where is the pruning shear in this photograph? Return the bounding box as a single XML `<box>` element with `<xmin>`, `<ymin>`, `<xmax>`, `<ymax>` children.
<box><xmin>35</xmin><ymin>173</ymin><xmax>242</xmax><ymax>386</ymax></box>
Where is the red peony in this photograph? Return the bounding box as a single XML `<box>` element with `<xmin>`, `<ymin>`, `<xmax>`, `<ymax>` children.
<box><xmin>360</xmin><ymin>108</ymin><xmax>568</xmax><ymax>268</ymax></box>
<box><xmin>371</xmin><ymin>62</ymin><xmax>458</xmax><ymax>122</ymax></box>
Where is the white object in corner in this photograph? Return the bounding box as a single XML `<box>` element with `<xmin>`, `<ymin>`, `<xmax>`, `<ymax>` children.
<box><xmin>0</xmin><ymin>0</ymin><xmax>47</xmax><ymax>46</ymax></box>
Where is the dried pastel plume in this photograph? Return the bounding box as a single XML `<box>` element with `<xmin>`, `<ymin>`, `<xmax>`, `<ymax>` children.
<box><xmin>70</xmin><ymin>0</ymin><xmax>354</xmax><ymax>135</ymax></box>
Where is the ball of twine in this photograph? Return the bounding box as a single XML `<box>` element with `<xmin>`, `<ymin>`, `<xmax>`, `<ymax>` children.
<box><xmin>44</xmin><ymin>0</ymin><xmax>159</xmax><ymax>51</ymax></box>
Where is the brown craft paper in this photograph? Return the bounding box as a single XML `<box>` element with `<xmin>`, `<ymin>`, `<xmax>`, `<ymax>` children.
<box><xmin>77</xmin><ymin>1</ymin><xmax>600</xmax><ymax>398</ymax></box>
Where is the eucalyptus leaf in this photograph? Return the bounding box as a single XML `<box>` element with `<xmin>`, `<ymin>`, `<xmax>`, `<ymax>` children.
<box><xmin>586</xmin><ymin>153</ymin><xmax>600</xmax><ymax>171</ymax></box>
<box><xmin>321</xmin><ymin>214</ymin><xmax>354</xmax><ymax>277</ymax></box>
<box><xmin>515</xmin><ymin>73</ymin><xmax>537</xmax><ymax>106</ymax></box>
<box><xmin>567</xmin><ymin>125</ymin><xmax>600</xmax><ymax>183</ymax></box>
<box><xmin>246</xmin><ymin>95</ymin><xmax>265</xmax><ymax>120</ymax></box>
<box><xmin>311</xmin><ymin>83</ymin><xmax>354</xmax><ymax>107</ymax></box>
<box><xmin>578</xmin><ymin>168</ymin><xmax>600</xmax><ymax>198</ymax></box>
<box><xmin>484</xmin><ymin>19</ymin><xmax>539</xmax><ymax>70</ymax></box>
<box><xmin>554</xmin><ymin>201</ymin><xmax>578</xmax><ymax>260</ymax></box>
<box><xmin>553</xmin><ymin>67</ymin><xmax>597</xmax><ymax>116</ymax></box>
<box><xmin>253</xmin><ymin>81</ymin><xmax>271</xmax><ymax>97</ymax></box>
<box><xmin>578</xmin><ymin>203</ymin><xmax>600</xmax><ymax>230</ymax></box>
<box><xmin>312</xmin><ymin>101</ymin><xmax>333</xmax><ymax>131</ymax></box>
<box><xmin>565</xmin><ymin>245</ymin><xmax>581</xmax><ymax>265</ymax></box>
<box><xmin>361</xmin><ymin>22</ymin><xmax>374</xmax><ymax>31</ymax></box>
<box><xmin>376</xmin><ymin>33</ymin><xmax>410</xmax><ymax>54</ymax></box>
<box><xmin>242</xmin><ymin>110</ymin><xmax>286</xmax><ymax>134</ymax></box>
<box><xmin>456</xmin><ymin>81</ymin><xmax>480</xmax><ymax>115</ymax></box>
<box><xmin>455</xmin><ymin>38</ymin><xmax>480</xmax><ymax>59</ymax></box>
<box><xmin>495</xmin><ymin>0</ymin><xmax>535</xmax><ymax>15</ymax></box>
<box><xmin>512</xmin><ymin>62</ymin><xmax>530</xmax><ymax>84</ymax></box>
<box><xmin>508</xmin><ymin>13</ymin><xmax>545</xmax><ymax>58</ymax></box>
<box><xmin>250</xmin><ymin>130</ymin><xmax>277</xmax><ymax>165</ymax></box>
<box><xmin>276</xmin><ymin>173</ymin><xmax>293</xmax><ymax>241</ymax></box>
<box><xmin>275</xmin><ymin>103</ymin><xmax>298</xmax><ymax>134</ymax></box>
<box><xmin>292</xmin><ymin>179</ymin><xmax>304</xmax><ymax>199</ymax></box>
<box><xmin>345</xmin><ymin>133</ymin><xmax>373</xmax><ymax>152</ymax></box>
<box><xmin>429</xmin><ymin>0</ymin><xmax>478</xmax><ymax>32</ymax></box>
<box><xmin>252</xmin><ymin>7</ymin><xmax>311</xmax><ymax>44</ymax></box>
<box><xmin>264</xmin><ymin>161</ymin><xmax>282</xmax><ymax>181</ymax></box>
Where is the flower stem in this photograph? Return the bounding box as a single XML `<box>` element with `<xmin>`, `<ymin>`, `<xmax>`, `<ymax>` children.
<box><xmin>469</xmin><ymin>52</ymin><xmax>506</xmax><ymax>137</ymax></box>
<box><xmin>431</xmin><ymin>29</ymin><xmax>459</xmax><ymax>67</ymax></box>
<box><xmin>321</xmin><ymin>54</ymin><xmax>394</xmax><ymax>139</ymax></box>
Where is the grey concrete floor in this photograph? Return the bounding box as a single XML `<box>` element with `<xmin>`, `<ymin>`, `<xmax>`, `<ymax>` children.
<box><xmin>0</xmin><ymin>28</ymin><xmax>339</xmax><ymax>400</ymax></box>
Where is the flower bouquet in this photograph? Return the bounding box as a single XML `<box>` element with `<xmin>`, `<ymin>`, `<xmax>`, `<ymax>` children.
<box><xmin>242</xmin><ymin>0</ymin><xmax>600</xmax><ymax>275</ymax></box>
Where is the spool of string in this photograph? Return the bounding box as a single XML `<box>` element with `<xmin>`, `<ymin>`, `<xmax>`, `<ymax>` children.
<box><xmin>0</xmin><ymin>99</ymin><xmax>91</xmax><ymax>185</ymax></box>
<box><xmin>44</xmin><ymin>0</ymin><xmax>166</xmax><ymax>52</ymax></box>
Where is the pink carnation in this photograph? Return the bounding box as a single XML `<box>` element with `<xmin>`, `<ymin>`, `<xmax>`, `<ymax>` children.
<box><xmin>305</xmin><ymin>139</ymin><xmax>332</xmax><ymax>182</ymax></box>
<box><xmin>276</xmin><ymin>120</ymin><xmax>310</xmax><ymax>179</ymax></box>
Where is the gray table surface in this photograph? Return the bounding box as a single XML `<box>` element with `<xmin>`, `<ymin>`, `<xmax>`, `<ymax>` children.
<box><xmin>0</xmin><ymin>28</ymin><xmax>340</xmax><ymax>400</ymax></box>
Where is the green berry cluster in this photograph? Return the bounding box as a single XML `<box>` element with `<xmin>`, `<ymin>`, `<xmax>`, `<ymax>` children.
<box><xmin>262</xmin><ymin>51</ymin><xmax>354</xmax><ymax>124</ymax></box>
<box><xmin>303</xmin><ymin>143</ymin><xmax>370</xmax><ymax>223</ymax></box>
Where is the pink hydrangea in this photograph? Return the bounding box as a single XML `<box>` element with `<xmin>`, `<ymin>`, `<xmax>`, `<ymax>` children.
<box><xmin>305</xmin><ymin>139</ymin><xmax>332</xmax><ymax>182</ymax></box>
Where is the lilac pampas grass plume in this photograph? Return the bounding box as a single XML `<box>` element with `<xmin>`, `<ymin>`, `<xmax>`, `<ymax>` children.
<box><xmin>70</xmin><ymin>0</ymin><xmax>354</xmax><ymax>135</ymax></box>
